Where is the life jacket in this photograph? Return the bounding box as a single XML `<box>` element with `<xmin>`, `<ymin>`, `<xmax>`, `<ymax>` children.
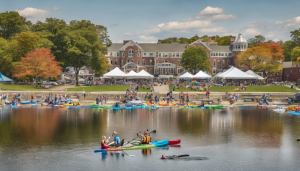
<box><xmin>142</xmin><ymin>135</ymin><xmax>151</xmax><ymax>144</ymax></box>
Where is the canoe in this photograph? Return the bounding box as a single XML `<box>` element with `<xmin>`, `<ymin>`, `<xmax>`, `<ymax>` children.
<box><xmin>31</xmin><ymin>100</ymin><xmax>37</xmax><ymax>103</ymax></box>
<box><xmin>21</xmin><ymin>101</ymin><xmax>31</xmax><ymax>104</ymax></box>
<box><xmin>188</xmin><ymin>103</ymin><xmax>195</xmax><ymax>106</ymax></box>
<box><xmin>83</xmin><ymin>105</ymin><xmax>91</xmax><ymax>107</ymax></box>
<box><xmin>288</xmin><ymin>111</ymin><xmax>300</xmax><ymax>116</ymax></box>
<box><xmin>205</xmin><ymin>104</ymin><xmax>223</xmax><ymax>109</ymax></box>
<box><xmin>91</xmin><ymin>104</ymin><xmax>99</xmax><ymax>108</ymax></box>
<box><xmin>168</xmin><ymin>139</ymin><xmax>181</xmax><ymax>145</ymax></box>
<box><xmin>65</xmin><ymin>104</ymin><xmax>73</xmax><ymax>106</ymax></box>
<box><xmin>160</xmin><ymin>103</ymin><xmax>169</xmax><ymax>106</ymax></box>
<box><xmin>66</xmin><ymin>99</ymin><xmax>72</xmax><ymax>102</ymax></box>
<box><xmin>125</xmin><ymin>106</ymin><xmax>134</xmax><ymax>110</ymax></box>
<box><xmin>94</xmin><ymin>140</ymin><xmax>169</xmax><ymax>153</ymax></box>
<box><xmin>273</xmin><ymin>108</ymin><xmax>286</xmax><ymax>112</ymax></box>
<box><xmin>67</xmin><ymin>106</ymin><xmax>76</xmax><ymax>109</ymax></box>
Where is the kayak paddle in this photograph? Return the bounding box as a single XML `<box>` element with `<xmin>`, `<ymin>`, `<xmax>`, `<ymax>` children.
<box><xmin>297</xmin><ymin>139</ymin><xmax>300</xmax><ymax>141</ymax></box>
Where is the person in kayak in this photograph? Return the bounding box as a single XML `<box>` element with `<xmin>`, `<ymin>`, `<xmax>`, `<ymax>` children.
<box><xmin>138</xmin><ymin>131</ymin><xmax>151</xmax><ymax>144</ymax></box>
<box><xmin>101</xmin><ymin>136</ymin><xmax>110</xmax><ymax>149</ymax></box>
<box><xmin>109</xmin><ymin>131</ymin><xmax>121</xmax><ymax>147</ymax></box>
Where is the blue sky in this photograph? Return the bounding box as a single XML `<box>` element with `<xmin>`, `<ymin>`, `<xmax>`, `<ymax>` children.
<box><xmin>2</xmin><ymin>0</ymin><xmax>300</xmax><ymax>43</ymax></box>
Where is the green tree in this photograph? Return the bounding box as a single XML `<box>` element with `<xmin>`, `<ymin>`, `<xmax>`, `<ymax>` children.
<box><xmin>290</xmin><ymin>29</ymin><xmax>300</xmax><ymax>47</ymax></box>
<box><xmin>0</xmin><ymin>11</ymin><xmax>31</xmax><ymax>39</ymax></box>
<box><xmin>178</xmin><ymin>37</ymin><xmax>189</xmax><ymax>44</ymax></box>
<box><xmin>216</xmin><ymin>36</ymin><xmax>231</xmax><ymax>45</ymax></box>
<box><xmin>291</xmin><ymin>46</ymin><xmax>300</xmax><ymax>61</ymax></box>
<box><xmin>282</xmin><ymin>40</ymin><xmax>296</xmax><ymax>61</ymax></box>
<box><xmin>0</xmin><ymin>38</ymin><xmax>14</xmax><ymax>75</ymax></box>
<box><xmin>247</xmin><ymin>35</ymin><xmax>265</xmax><ymax>47</ymax></box>
<box><xmin>180</xmin><ymin>46</ymin><xmax>211</xmax><ymax>74</ymax></box>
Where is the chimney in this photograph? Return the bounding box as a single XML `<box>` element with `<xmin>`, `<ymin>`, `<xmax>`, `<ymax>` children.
<box><xmin>123</xmin><ymin>40</ymin><xmax>130</xmax><ymax>45</ymax></box>
<box><xmin>157</xmin><ymin>40</ymin><xmax>161</xmax><ymax>44</ymax></box>
<box><xmin>230</xmin><ymin>36</ymin><xmax>236</xmax><ymax>45</ymax></box>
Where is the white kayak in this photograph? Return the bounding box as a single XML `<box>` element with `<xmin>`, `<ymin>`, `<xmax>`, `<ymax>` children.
<box><xmin>273</xmin><ymin>106</ymin><xmax>286</xmax><ymax>113</ymax></box>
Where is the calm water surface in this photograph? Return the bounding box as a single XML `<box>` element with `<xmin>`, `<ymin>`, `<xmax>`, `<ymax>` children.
<box><xmin>1</xmin><ymin>107</ymin><xmax>300</xmax><ymax>171</ymax></box>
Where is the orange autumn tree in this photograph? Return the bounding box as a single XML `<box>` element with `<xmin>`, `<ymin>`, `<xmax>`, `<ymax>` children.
<box><xmin>14</xmin><ymin>48</ymin><xmax>62</xmax><ymax>87</ymax></box>
<box><xmin>237</xmin><ymin>43</ymin><xmax>284</xmax><ymax>77</ymax></box>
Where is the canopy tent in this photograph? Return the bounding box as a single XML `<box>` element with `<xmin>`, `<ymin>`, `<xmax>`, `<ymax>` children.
<box><xmin>135</xmin><ymin>70</ymin><xmax>154</xmax><ymax>78</ymax></box>
<box><xmin>214</xmin><ymin>67</ymin><xmax>257</xmax><ymax>79</ymax></box>
<box><xmin>0</xmin><ymin>72</ymin><xmax>13</xmax><ymax>82</ymax></box>
<box><xmin>103</xmin><ymin>67</ymin><xmax>127</xmax><ymax>78</ymax></box>
<box><xmin>193</xmin><ymin>70</ymin><xmax>211</xmax><ymax>79</ymax></box>
<box><xmin>126</xmin><ymin>70</ymin><xmax>137</xmax><ymax>77</ymax></box>
<box><xmin>245</xmin><ymin>70</ymin><xmax>264</xmax><ymax>80</ymax></box>
<box><xmin>179</xmin><ymin>72</ymin><xmax>194</xmax><ymax>79</ymax></box>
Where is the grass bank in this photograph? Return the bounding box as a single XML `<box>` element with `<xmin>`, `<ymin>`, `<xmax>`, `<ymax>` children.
<box><xmin>0</xmin><ymin>85</ymin><xmax>57</xmax><ymax>91</ymax></box>
<box><xmin>67</xmin><ymin>85</ymin><xmax>151</xmax><ymax>92</ymax></box>
<box><xmin>170</xmin><ymin>85</ymin><xmax>298</xmax><ymax>93</ymax></box>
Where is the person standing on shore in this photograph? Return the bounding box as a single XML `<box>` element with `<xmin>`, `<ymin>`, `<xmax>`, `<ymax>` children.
<box><xmin>82</xmin><ymin>89</ymin><xmax>86</xmax><ymax>99</ymax></box>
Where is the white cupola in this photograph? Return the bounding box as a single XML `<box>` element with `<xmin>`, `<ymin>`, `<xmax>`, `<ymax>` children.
<box><xmin>232</xmin><ymin>31</ymin><xmax>248</xmax><ymax>51</ymax></box>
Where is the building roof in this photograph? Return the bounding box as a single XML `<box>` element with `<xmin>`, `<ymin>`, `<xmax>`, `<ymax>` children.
<box><xmin>233</xmin><ymin>31</ymin><xmax>247</xmax><ymax>44</ymax></box>
<box><xmin>107</xmin><ymin>42</ymin><xmax>187</xmax><ymax>52</ymax></box>
<box><xmin>282</xmin><ymin>61</ymin><xmax>294</xmax><ymax>68</ymax></box>
<box><xmin>208</xmin><ymin>45</ymin><xmax>232</xmax><ymax>52</ymax></box>
<box><xmin>107</xmin><ymin>43</ymin><xmax>124</xmax><ymax>51</ymax></box>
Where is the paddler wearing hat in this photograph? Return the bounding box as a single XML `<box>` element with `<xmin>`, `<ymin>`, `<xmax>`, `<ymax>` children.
<box><xmin>109</xmin><ymin>131</ymin><xmax>121</xmax><ymax>147</ymax></box>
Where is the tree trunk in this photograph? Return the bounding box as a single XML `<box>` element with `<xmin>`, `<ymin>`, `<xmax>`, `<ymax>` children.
<box><xmin>75</xmin><ymin>69</ymin><xmax>79</xmax><ymax>86</ymax></box>
<box><xmin>36</xmin><ymin>77</ymin><xmax>38</xmax><ymax>87</ymax></box>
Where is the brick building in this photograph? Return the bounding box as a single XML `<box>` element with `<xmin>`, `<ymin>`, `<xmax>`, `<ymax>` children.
<box><xmin>105</xmin><ymin>32</ymin><xmax>248</xmax><ymax>76</ymax></box>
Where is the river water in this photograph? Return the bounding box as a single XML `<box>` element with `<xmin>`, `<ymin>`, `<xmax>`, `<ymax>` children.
<box><xmin>0</xmin><ymin>107</ymin><xmax>300</xmax><ymax>171</ymax></box>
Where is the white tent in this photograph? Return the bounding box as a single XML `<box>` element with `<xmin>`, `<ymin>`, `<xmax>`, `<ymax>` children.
<box><xmin>179</xmin><ymin>72</ymin><xmax>194</xmax><ymax>79</ymax></box>
<box><xmin>214</xmin><ymin>67</ymin><xmax>257</xmax><ymax>79</ymax></box>
<box><xmin>103</xmin><ymin>67</ymin><xmax>127</xmax><ymax>78</ymax></box>
<box><xmin>246</xmin><ymin>70</ymin><xmax>264</xmax><ymax>80</ymax></box>
<box><xmin>135</xmin><ymin>70</ymin><xmax>154</xmax><ymax>78</ymax></box>
<box><xmin>193</xmin><ymin>70</ymin><xmax>211</xmax><ymax>79</ymax></box>
<box><xmin>126</xmin><ymin>70</ymin><xmax>137</xmax><ymax>77</ymax></box>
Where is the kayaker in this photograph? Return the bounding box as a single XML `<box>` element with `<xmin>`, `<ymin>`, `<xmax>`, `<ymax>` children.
<box><xmin>96</xmin><ymin>96</ymin><xmax>99</xmax><ymax>105</ymax></box>
<box><xmin>109</xmin><ymin>131</ymin><xmax>121</xmax><ymax>147</ymax></box>
<box><xmin>138</xmin><ymin>131</ymin><xmax>151</xmax><ymax>144</ymax></box>
<box><xmin>101</xmin><ymin>136</ymin><xmax>110</xmax><ymax>149</ymax></box>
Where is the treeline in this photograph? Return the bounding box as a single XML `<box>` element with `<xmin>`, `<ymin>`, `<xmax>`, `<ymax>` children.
<box><xmin>0</xmin><ymin>11</ymin><xmax>111</xmax><ymax>84</ymax></box>
<box><xmin>160</xmin><ymin>35</ymin><xmax>232</xmax><ymax>45</ymax></box>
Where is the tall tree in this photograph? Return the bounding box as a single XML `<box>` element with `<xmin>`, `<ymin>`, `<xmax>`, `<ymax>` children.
<box><xmin>247</xmin><ymin>35</ymin><xmax>266</xmax><ymax>48</ymax></box>
<box><xmin>0</xmin><ymin>38</ymin><xmax>14</xmax><ymax>75</ymax></box>
<box><xmin>291</xmin><ymin>47</ymin><xmax>300</xmax><ymax>61</ymax></box>
<box><xmin>237</xmin><ymin>43</ymin><xmax>284</xmax><ymax>77</ymax></box>
<box><xmin>0</xmin><ymin>11</ymin><xmax>31</xmax><ymax>39</ymax></box>
<box><xmin>216</xmin><ymin>36</ymin><xmax>231</xmax><ymax>45</ymax></box>
<box><xmin>180</xmin><ymin>46</ymin><xmax>211</xmax><ymax>74</ymax></box>
<box><xmin>13</xmin><ymin>48</ymin><xmax>62</xmax><ymax>87</ymax></box>
<box><xmin>283</xmin><ymin>40</ymin><xmax>297</xmax><ymax>61</ymax></box>
<box><xmin>290</xmin><ymin>28</ymin><xmax>300</xmax><ymax>47</ymax></box>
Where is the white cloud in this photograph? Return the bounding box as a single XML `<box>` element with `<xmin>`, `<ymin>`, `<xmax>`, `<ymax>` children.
<box><xmin>191</xmin><ymin>6</ymin><xmax>237</xmax><ymax>21</ymax></box>
<box><xmin>197</xmin><ymin>6</ymin><xmax>223</xmax><ymax>16</ymax></box>
<box><xmin>52</xmin><ymin>7</ymin><xmax>60</xmax><ymax>10</ymax></box>
<box><xmin>243</xmin><ymin>28</ymin><xmax>261</xmax><ymax>37</ymax></box>
<box><xmin>210</xmin><ymin>14</ymin><xmax>238</xmax><ymax>21</ymax></box>
<box><xmin>197</xmin><ymin>27</ymin><xmax>227</xmax><ymax>33</ymax></box>
<box><xmin>16</xmin><ymin>7</ymin><xmax>50</xmax><ymax>22</ymax></box>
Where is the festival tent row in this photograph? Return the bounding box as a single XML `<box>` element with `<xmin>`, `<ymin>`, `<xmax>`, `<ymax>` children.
<box><xmin>178</xmin><ymin>70</ymin><xmax>212</xmax><ymax>79</ymax></box>
<box><xmin>103</xmin><ymin>67</ymin><xmax>154</xmax><ymax>79</ymax></box>
<box><xmin>213</xmin><ymin>66</ymin><xmax>259</xmax><ymax>79</ymax></box>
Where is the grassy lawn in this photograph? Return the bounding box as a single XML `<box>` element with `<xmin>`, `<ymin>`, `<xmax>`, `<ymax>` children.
<box><xmin>0</xmin><ymin>85</ymin><xmax>58</xmax><ymax>91</ymax></box>
<box><xmin>67</xmin><ymin>85</ymin><xmax>151</xmax><ymax>92</ymax></box>
<box><xmin>170</xmin><ymin>85</ymin><xmax>298</xmax><ymax>92</ymax></box>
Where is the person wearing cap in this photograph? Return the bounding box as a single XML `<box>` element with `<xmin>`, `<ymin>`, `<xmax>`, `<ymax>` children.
<box><xmin>109</xmin><ymin>131</ymin><xmax>121</xmax><ymax>147</ymax></box>
<box><xmin>138</xmin><ymin>131</ymin><xmax>151</xmax><ymax>144</ymax></box>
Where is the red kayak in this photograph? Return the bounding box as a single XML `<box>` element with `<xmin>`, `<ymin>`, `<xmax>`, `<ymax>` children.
<box><xmin>169</xmin><ymin>139</ymin><xmax>181</xmax><ymax>145</ymax></box>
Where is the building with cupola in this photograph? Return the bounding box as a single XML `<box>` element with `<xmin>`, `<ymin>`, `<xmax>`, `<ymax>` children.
<box><xmin>105</xmin><ymin>32</ymin><xmax>248</xmax><ymax>76</ymax></box>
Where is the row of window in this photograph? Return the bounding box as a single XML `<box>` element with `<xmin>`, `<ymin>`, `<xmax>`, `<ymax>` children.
<box><xmin>109</xmin><ymin>50</ymin><xmax>182</xmax><ymax>58</ymax></box>
<box><xmin>110</xmin><ymin>59</ymin><xmax>181</xmax><ymax>66</ymax></box>
<box><xmin>210</xmin><ymin>52</ymin><xmax>232</xmax><ymax>57</ymax></box>
<box><xmin>213</xmin><ymin>59</ymin><xmax>233</xmax><ymax>66</ymax></box>
<box><xmin>233</xmin><ymin>44</ymin><xmax>247</xmax><ymax>49</ymax></box>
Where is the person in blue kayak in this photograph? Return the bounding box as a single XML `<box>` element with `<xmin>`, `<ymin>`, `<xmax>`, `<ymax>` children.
<box><xmin>109</xmin><ymin>131</ymin><xmax>121</xmax><ymax>147</ymax></box>
<box><xmin>138</xmin><ymin>131</ymin><xmax>151</xmax><ymax>144</ymax></box>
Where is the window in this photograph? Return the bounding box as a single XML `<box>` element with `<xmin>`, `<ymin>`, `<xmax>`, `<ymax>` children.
<box><xmin>156</xmin><ymin>52</ymin><xmax>158</xmax><ymax>57</ymax></box>
<box><xmin>132</xmin><ymin>59</ymin><xmax>134</xmax><ymax>62</ymax></box>
<box><xmin>225</xmin><ymin>53</ymin><xmax>227</xmax><ymax>56</ymax></box>
<box><xmin>122</xmin><ymin>52</ymin><xmax>125</xmax><ymax>57</ymax></box>
<box><xmin>238</xmin><ymin>45</ymin><xmax>240</xmax><ymax>49</ymax></box>
<box><xmin>166</xmin><ymin>60</ymin><xmax>168</xmax><ymax>63</ymax></box>
<box><xmin>178</xmin><ymin>61</ymin><xmax>180</xmax><ymax>66</ymax></box>
<box><xmin>127</xmin><ymin>59</ymin><xmax>129</xmax><ymax>63</ymax></box>
<box><xmin>129</xmin><ymin>49</ymin><xmax>134</xmax><ymax>57</ymax></box>
<box><xmin>121</xmin><ymin>60</ymin><xmax>123</xmax><ymax>65</ymax></box>
<box><xmin>162</xmin><ymin>60</ymin><xmax>164</xmax><ymax>63</ymax></box>
<box><xmin>169</xmin><ymin>53</ymin><xmax>172</xmax><ymax>57</ymax></box>
<box><xmin>138</xmin><ymin>60</ymin><xmax>140</xmax><ymax>65</ymax></box>
<box><xmin>218</xmin><ymin>60</ymin><xmax>220</xmax><ymax>66</ymax></box>
<box><xmin>143</xmin><ymin>59</ymin><xmax>146</xmax><ymax>66</ymax></box>
<box><xmin>137</xmin><ymin>52</ymin><xmax>140</xmax><ymax>57</ymax></box>
<box><xmin>219</xmin><ymin>53</ymin><xmax>221</xmax><ymax>56</ymax></box>
<box><xmin>114</xmin><ymin>59</ymin><xmax>117</xmax><ymax>65</ymax></box>
<box><xmin>110</xmin><ymin>52</ymin><xmax>112</xmax><ymax>56</ymax></box>
<box><xmin>233</xmin><ymin>59</ymin><xmax>236</xmax><ymax>65</ymax></box>
<box><xmin>216</xmin><ymin>53</ymin><xmax>218</xmax><ymax>57</ymax></box>
<box><xmin>229</xmin><ymin>53</ymin><xmax>232</xmax><ymax>56</ymax></box>
<box><xmin>149</xmin><ymin>53</ymin><xmax>153</xmax><ymax>56</ymax></box>
<box><xmin>244</xmin><ymin>45</ymin><xmax>246</xmax><ymax>49</ymax></box>
<box><xmin>211</xmin><ymin>53</ymin><xmax>213</xmax><ymax>56</ymax></box>
<box><xmin>159</xmin><ymin>53</ymin><xmax>161</xmax><ymax>57</ymax></box>
<box><xmin>117</xmin><ymin>52</ymin><xmax>120</xmax><ymax>57</ymax></box>
<box><xmin>213</xmin><ymin>69</ymin><xmax>216</xmax><ymax>73</ymax></box>
<box><xmin>173</xmin><ymin>53</ymin><xmax>175</xmax><ymax>57</ymax></box>
<box><xmin>172</xmin><ymin>60</ymin><xmax>174</xmax><ymax>64</ymax></box>
<box><xmin>213</xmin><ymin>60</ymin><xmax>216</xmax><ymax>66</ymax></box>
<box><xmin>227</xmin><ymin>60</ymin><xmax>230</xmax><ymax>65</ymax></box>
<box><xmin>236</xmin><ymin>45</ymin><xmax>237</xmax><ymax>49</ymax></box>
<box><xmin>144</xmin><ymin>53</ymin><xmax>146</xmax><ymax>56</ymax></box>
<box><xmin>222</xmin><ymin>59</ymin><xmax>225</xmax><ymax>66</ymax></box>
<box><xmin>110</xmin><ymin>60</ymin><xmax>112</xmax><ymax>64</ymax></box>
<box><xmin>150</xmin><ymin>59</ymin><xmax>153</xmax><ymax>65</ymax></box>
<box><xmin>176</xmin><ymin>53</ymin><xmax>179</xmax><ymax>57</ymax></box>
<box><xmin>156</xmin><ymin>60</ymin><xmax>158</xmax><ymax>65</ymax></box>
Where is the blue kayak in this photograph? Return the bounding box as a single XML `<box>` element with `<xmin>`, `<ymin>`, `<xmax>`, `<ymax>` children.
<box><xmin>83</xmin><ymin>105</ymin><xmax>91</xmax><ymax>107</ymax></box>
<box><xmin>66</xmin><ymin>99</ymin><xmax>72</xmax><ymax>102</ymax></box>
<box><xmin>288</xmin><ymin>111</ymin><xmax>300</xmax><ymax>116</ymax></box>
<box><xmin>21</xmin><ymin>101</ymin><xmax>31</xmax><ymax>104</ymax></box>
<box><xmin>68</xmin><ymin>106</ymin><xmax>76</xmax><ymax>109</ymax></box>
<box><xmin>113</xmin><ymin>106</ymin><xmax>124</xmax><ymax>110</ymax></box>
<box><xmin>125</xmin><ymin>106</ymin><xmax>134</xmax><ymax>110</ymax></box>
<box><xmin>31</xmin><ymin>100</ymin><xmax>37</xmax><ymax>103</ymax></box>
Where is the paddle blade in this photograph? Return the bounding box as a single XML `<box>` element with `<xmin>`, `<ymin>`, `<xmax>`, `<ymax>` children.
<box><xmin>152</xmin><ymin>130</ymin><xmax>156</xmax><ymax>133</ymax></box>
<box><xmin>94</xmin><ymin>149</ymin><xmax>103</xmax><ymax>153</ymax></box>
<box><xmin>178</xmin><ymin>154</ymin><xmax>190</xmax><ymax>157</ymax></box>
<box><xmin>297</xmin><ymin>139</ymin><xmax>300</xmax><ymax>141</ymax></box>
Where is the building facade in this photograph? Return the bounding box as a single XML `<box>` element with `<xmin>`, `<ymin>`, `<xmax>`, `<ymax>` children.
<box><xmin>105</xmin><ymin>32</ymin><xmax>248</xmax><ymax>76</ymax></box>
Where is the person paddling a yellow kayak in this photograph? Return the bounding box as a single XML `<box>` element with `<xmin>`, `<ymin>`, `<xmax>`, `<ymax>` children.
<box><xmin>138</xmin><ymin>131</ymin><xmax>151</xmax><ymax>144</ymax></box>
